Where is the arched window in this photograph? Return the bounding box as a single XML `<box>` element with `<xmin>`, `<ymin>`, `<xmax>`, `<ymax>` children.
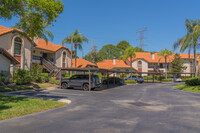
<box><xmin>62</xmin><ymin>52</ymin><xmax>66</xmax><ymax>67</ymax></box>
<box><xmin>63</xmin><ymin>52</ymin><xmax>66</xmax><ymax>62</ymax></box>
<box><xmin>14</xmin><ymin>37</ymin><xmax>22</xmax><ymax>55</ymax></box>
<box><xmin>138</xmin><ymin>61</ymin><xmax>142</xmax><ymax>68</ymax></box>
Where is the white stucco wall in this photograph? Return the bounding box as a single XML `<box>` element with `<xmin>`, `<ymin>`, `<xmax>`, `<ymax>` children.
<box><xmin>55</xmin><ymin>48</ymin><xmax>71</xmax><ymax>68</ymax></box>
<box><xmin>0</xmin><ymin>54</ymin><xmax>11</xmax><ymax>72</ymax></box>
<box><xmin>132</xmin><ymin>59</ymin><xmax>148</xmax><ymax>72</ymax></box>
<box><xmin>0</xmin><ymin>32</ymin><xmax>33</xmax><ymax>70</ymax></box>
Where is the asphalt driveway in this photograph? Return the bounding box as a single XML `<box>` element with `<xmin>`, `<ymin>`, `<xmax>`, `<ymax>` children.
<box><xmin>1</xmin><ymin>83</ymin><xmax>200</xmax><ymax>133</ymax></box>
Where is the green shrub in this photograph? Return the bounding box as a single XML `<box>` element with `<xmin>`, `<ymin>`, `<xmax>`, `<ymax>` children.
<box><xmin>125</xmin><ymin>80</ymin><xmax>136</xmax><ymax>84</ymax></box>
<box><xmin>14</xmin><ymin>69</ymin><xmax>31</xmax><ymax>85</ymax></box>
<box><xmin>36</xmin><ymin>73</ymin><xmax>49</xmax><ymax>83</ymax></box>
<box><xmin>162</xmin><ymin>79</ymin><xmax>173</xmax><ymax>82</ymax></box>
<box><xmin>49</xmin><ymin>78</ymin><xmax>60</xmax><ymax>85</ymax></box>
<box><xmin>120</xmin><ymin>73</ymin><xmax>127</xmax><ymax>78</ymax></box>
<box><xmin>31</xmin><ymin>63</ymin><xmax>43</xmax><ymax>82</ymax></box>
<box><xmin>0</xmin><ymin>71</ymin><xmax>10</xmax><ymax>82</ymax></box>
<box><xmin>65</xmin><ymin>72</ymin><xmax>74</xmax><ymax>79</ymax></box>
<box><xmin>185</xmin><ymin>77</ymin><xmax>200</xmax><ymax>86</ymax></box>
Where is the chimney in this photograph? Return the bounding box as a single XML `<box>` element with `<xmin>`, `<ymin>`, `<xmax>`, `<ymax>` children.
<box><xmin>113</xmin><ymin>58</ymin><xmax>116</xmax><ymax>65</ymax></box>
<box><xmin>151</xmin><ymin>52</ymin><xmax>155</xmax><ymax>60</ymax></box>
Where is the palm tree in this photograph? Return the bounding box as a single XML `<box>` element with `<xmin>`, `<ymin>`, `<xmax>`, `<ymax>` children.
<box><xmin>62</xmin><ymin>30</ymin><xmax>88</xmax><ymax>68</ymax></box>
<box><xmin>123</xmin><ymin>46</ymin><xmax>136</xmax><ymax>80</ymax></box>
<box><xmin>173</xmin><ymin>19</ymin><xmax>200</xmax><ymax>77</ymax></box>
<box><xmin>158</xmin><ymin>49</ymin><xmax>173</xmax><ymax>79</ymax></box>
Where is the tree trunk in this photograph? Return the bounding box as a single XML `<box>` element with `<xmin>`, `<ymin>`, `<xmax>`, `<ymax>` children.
<box><xmin>165</xmin><ymin>56</ymin><xmax>167</xmax><ymax>79</ymax></box>
<box><xmin>71</xmin><ymin>37</ymin><xmax>73</xmax><ymax>68</ymax></box>
<box><xmin>194</xmin><ymin>45</ymin><xmax>197</xmax><ymax>77</ymax></box>
<box><xmin>130</xmin><ymin>56</ymin><xmax>132</xmax><ymax>80</ymax></box>
<box><xmin>75</xmin><ymin>44</ymin><xmax>77</xmax><ymax>68</ymax></box>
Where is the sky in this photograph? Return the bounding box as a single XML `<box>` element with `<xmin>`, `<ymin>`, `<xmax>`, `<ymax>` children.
<box><xmin>1</xmin><ymin>0</ymin><xmax>200</xmax><ymax>57</ymax></box>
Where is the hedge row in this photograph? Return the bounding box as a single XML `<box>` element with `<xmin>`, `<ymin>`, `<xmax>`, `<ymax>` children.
<box><xmin>185</xmin><ymin>77</ymin><xmax>200</xmax><ymax>86</ymax></box>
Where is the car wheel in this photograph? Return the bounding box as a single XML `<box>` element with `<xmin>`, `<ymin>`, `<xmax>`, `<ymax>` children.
<box><xmin>62</xmin><ymin>82</ymin><xmax>68</xmax><ymax>89</ymax></box>
<box><xmin>83</xmin><ymin>84</ymin><xmax>89</xmax><ymax>91</ymax></box>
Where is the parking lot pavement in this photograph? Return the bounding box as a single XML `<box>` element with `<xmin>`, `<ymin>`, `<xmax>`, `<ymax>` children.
<box><xmin>1</xmin><ymin>83</ymin><xmax>200</xmax><ymax>133</ymax></box>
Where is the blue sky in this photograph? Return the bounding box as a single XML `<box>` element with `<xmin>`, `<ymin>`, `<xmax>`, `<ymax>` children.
<box><xmin>1</xmin><ymin>0</ymin><xmax>200</xmax><ymax>57</ymax></box>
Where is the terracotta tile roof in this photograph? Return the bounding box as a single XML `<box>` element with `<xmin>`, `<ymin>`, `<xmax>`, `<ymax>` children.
<box><xmin>0</xmin><ymin>25</ymin><xmax>14</xmax><ymax>35</ymax></box>
<box><xmin>72</xmin><ymin>58</ymin><xmax>97</xmax><ymax>68</ymax></box>
<box><xmin>0</xmin><ymin>48</ymin><xmax>20</xmax><ymax>64</ymax></box>
<box><xmin>35</xmin><ymin>38</ymin><xmax>70</xmax><ymax>53</ymax></box>
<box><xmin>97</xmin><ymin>59</ymin><xmax>137</xmax><ymax>71</ymax></box>
<box><xmin>128</xmin><ymin>52</ymin><xmax>195</xmax><ymax>63</ymax></box>
<box><xmin>0</xmin><ymin>25</ymin><xmax>71</xmax><ymax>53</ymax></box>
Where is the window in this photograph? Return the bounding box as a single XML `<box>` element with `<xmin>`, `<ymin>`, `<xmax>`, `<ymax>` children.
<box><xmin>63</xmin><ymin>52</ymin><xmax>66</xmax><ymax>63</ymax></box>
<box><xmin>190</xmin><ymin>61</ymin><xmax>193</xmax><ymax>68</ymax></box>
<box><xmin>14</xmin><ymin>37</ymin><xmax>22</xmax><ymax>55</ymax></box>
<box><xmin>138</xmin><ymin>61</ymin><xmax>142</xmax><ymax>68</ymax></box>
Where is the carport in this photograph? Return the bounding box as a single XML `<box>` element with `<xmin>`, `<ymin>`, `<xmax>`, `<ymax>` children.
<box><xmin>58</xmin><ymin>68</ymin><xmax>133</xmax><ymax>91</ymax></box>
<box><xmin>57</xmin><ymin>68</ymin><xmax>195</xmax><ymax>91</ymax></box>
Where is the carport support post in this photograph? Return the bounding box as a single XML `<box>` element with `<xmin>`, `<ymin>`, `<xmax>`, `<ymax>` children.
<box><xmin>113</xmin><ymin>73</ymin><xmax>115</xmax><ymax>85</ymax></box>
<box><xmin>107</xmin><ymin>72</ymin><xmax>109</xmax><ymax>88</ymax></box>
<box><xmin>59</xmin><ymin>69</ymin><xmax>62</xmax><ymax>89</ymax></box>
<box><xmin>153</xmin><ymin>74</ymin><xmax>155</xmax><ymax>83</ymax></box>
<box><xmin>160</xmin><ymin>73</ymin><xmax>162</xmax><ymax>83</ymax></box>
<box><xmin>89</xmin><ymin>70</ymin><xmax>91</xmax><ymax>91</ymax></box>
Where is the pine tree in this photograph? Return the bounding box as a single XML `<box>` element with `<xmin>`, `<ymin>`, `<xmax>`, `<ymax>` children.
<box><xmin>171</xmin><ymin>53</ymin><xmax>187</xmax><ymax>73</ymax></box>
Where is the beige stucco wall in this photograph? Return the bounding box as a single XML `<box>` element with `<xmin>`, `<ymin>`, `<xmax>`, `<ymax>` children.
<box><xmin>55</xmin><ymin>48</ymin><xmax>71</xmax><ymax>68</ymax></box>
<box><xmin>183</xmin><ymin>59</ymin><xmax>190</xmax><ymax>73</ymax></box>
<box><xmin>132</xmin><ymin>59</ymin><xmax>148</xmax><ymax>75</ymax></box>
<box><xmin>0</xmin><ymin>32</ymin><xmax>33</xmax><ymax>70</ymax></box>
<box><xmin>0</xmin><ymin>54</ymin><xmax>11</xmax><ymax>72</ymax></box>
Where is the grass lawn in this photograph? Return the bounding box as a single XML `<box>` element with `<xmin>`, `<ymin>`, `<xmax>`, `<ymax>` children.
<box><xmin>125</xmin><ymin>80</ymin><xmax>136</xmax><ymax>84</ymax></box>
<box><xmin>0</xmin><ymin>95</ymin><xmax>67</xmax><ymax>121</ymax></box>
<box><xmin>0</xmin><ymin>84</ymin><xmax>55</xmax><ymax>92</ymax></box>
<box><xmin>174</xmin><ymin>84</ymin><xmax>200</xmax><ymax>93</ymax></box>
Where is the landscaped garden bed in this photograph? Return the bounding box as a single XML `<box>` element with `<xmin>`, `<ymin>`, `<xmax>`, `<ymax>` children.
<box><xmin>0</xmin><ymin>95</ymin><xmax>67</xmax><ymax>121</ymax></box>
<box><xmin>0</xmin><ymin>84</ymin><xmax>55</xmax><ymax>93</ymax></box>
<box><xmin>125</xmin><ymin>80</ymin><xmax>136</xmax><ymax>84</ymax></box>
<box><xmin>174</xmin><ymin>84</ymin><xmax>200</xmax><ymax>93</ymax></box>
<box><xmin>174</xmin><ymin>77</ymin><xmax>200</xmax><ymax>93</ymax></box>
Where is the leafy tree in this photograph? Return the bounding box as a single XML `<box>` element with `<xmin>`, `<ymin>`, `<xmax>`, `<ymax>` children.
<box><xmin>83</xmin><ymin>45</ymin><xmax>101</xmax><ymax>63</ymax></box>
<box><xmin>62</xmin><ymin>30</ymin><xmax>88</xmax><ymax>68</ymax></box>
<box><xmin>116</xmin><ymin>40</ymin><xmax>130</xmax><ymax>54</ymax></box>
<box><xmin>173</xmin><ymin>19</ymin><xmax>200</xmax><ymax>77</ymax></box>
<box><xmin>133</xmin><ymin>46</ymin><xmax>144</xmax><ymax>52</ymax></box>
<box><xmin>98</xmin><ymin>44</ymin><xmax>121</xmax><ymax>60</ymax></box>
<box><xmin>123</xmin><ymin>46</ymin><xmax>136</xmax><ymax>80</ymax></box>
<box><xmin>171</xmin><ymin>53</ymin><xmax>187</xmax><ymax>73</ymax></box>
<box><xmin>158</xmin><ymin>49</ymin><xmax>173</xmax><ymax>79</ymax></box>
<box><xmin>0</xmin><ymin>0</ymin><xmax>64</xmax><ymax>41</ymax></box>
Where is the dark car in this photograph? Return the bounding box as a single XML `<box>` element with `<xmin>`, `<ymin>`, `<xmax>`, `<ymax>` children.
<box><xmin>125</xmin><ymin>76</ymin><xmax>137</xmax><ymax>80</ymax></box>
<box><xmin>125</xmin><ymin>76</ymin><xmax>144</xmax><ymax>83</ymax></box>
<box><xmin>102</xmin><ymin>77</ymin><xmax>124</xmax><ymax>85</ymax></box>
<box><xmin>61</xmin><ymin>74</ymin><xmax>101</xmax><ymax>91</ymax></box>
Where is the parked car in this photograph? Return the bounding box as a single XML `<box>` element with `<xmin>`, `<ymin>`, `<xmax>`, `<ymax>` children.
<box><xmin>173</xmin><ymin>77</ymin><xmax>182</xmax><ymax>82</ymax></box>
<box><xmin>169</xmin><ymin>76</ymin><xmax>182</xmax><ymax>82</ymax></box>
<box><xmin>125</xmin><ymin>76</ymin><xmax>144</xmax><ymax>83</ymax></box>
<box><xmin>102</xmin><ymin>77</ymin><xmax>124</xmax><ymax>85</ymax></box>
<box><xmin>125</xmin><ymin>76</ymin><xmax>137</xmax><ymax>80</ymax></box>
<box><xmin>61</xmin><ymin>74</ymin><xmax>101</xmax><ymax>91</ymax></box>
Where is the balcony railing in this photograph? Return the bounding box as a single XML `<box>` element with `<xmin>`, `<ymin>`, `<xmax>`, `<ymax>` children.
<box><xmin>33</xmin><ymin>55</ymin><xmax>54</xmax><ymax>62</ymax></box>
